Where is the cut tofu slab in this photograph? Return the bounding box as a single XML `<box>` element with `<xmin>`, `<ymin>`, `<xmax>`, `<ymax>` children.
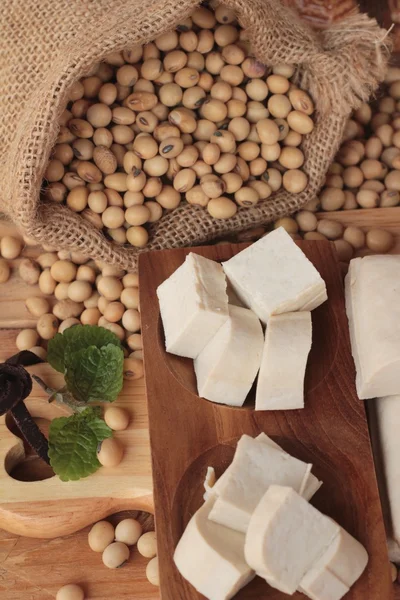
<box><xmin>255</xmin><ymin>311</ymin><xmax>312</xmax><ymax>410</ymax></box>
<box><xmin>174</xmin><ymin>496</ymin><xmax>254</xmax><ymax>600</ymax></box>
<box><xmin>222</xmin><ymin>227</ymin><xmax>327</xmax><ymax>325</ymax></box>
<box><xmin>244</xmin><ymin>485</ymin><xmax>340</xmax><ymax>595</ymax></box>
<box><xmin>194</xmin><ymin>305</ymin><xmax>263</xmax><ymax>406</ymax></box>
<box><xmin>299</xmin><ymin>524</ymin><xmax>368</xmax><ymax>600</ymax></box>
<box><xmin>255</xmin><ymin>433</ymin><xmax>322</xmax><ymax>500</ymax></box>
<box><xmin>374</xmin><ymin>395</ymin><xmax>400</xmax><ymax>549</ymax></box>
<box><xmin>157</xmin><ymin>252</ymin><xmax>229</xmax><ymax>359</ymax></box>
<box><xmin>207</xmin><ymin>433</ymin><xmax>321</xmax><ymax>506</ymax></box>
<box><xmin>345</xmin><ymin>256</ymin><xmax>400</xmax><ymax>399</ymax></box>
<box><xmin>207</xmin><ymin>434</ymin><xmax>320</xmax><ymax>533</ymax></box>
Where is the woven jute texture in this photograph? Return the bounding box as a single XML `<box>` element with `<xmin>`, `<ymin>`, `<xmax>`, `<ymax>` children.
<box><xmin>0</xmin><ymin>0</ymin><xmax>391</xmax><ymax>270</ymax></box>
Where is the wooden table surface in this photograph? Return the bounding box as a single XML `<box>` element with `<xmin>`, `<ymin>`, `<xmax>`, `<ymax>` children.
<box><xmin>1</xmin><ymin>206</ymin><xmax>400</xmax><ymax>599</ymax></box>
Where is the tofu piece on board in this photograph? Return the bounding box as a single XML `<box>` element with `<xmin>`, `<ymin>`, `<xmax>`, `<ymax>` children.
<box><xmin>157</xmin><ymin>252</ymin><xmax>229</xmax><ymax>358</ymax></box>
<box><xmin>345</xmin><ymin>256</ymin><xmax>400</xmax><ymax>399</ymax></box>
<box><xmin>299</xmin><ymin>524</ymin><xmax>368</xmax><ymax>600</ymax></box>
<box><xmin>222</xmin><ymin>227</ymin><xmax>327</xmax><ymax>325</ymax></box>
<box><xmin>255</xmin><ymin>311</ymin><xmax>312</xmax><ymax>410</ymax></box>
<box><xmin>207</xmin><ymin>434</ymin><xmax>315</xmax><ymax>533</ymax></box>
<box><xmin>207</xmin><ymin>433</ymin><xmax>321</xmax><ymax>508</ymax></box>
<box><xmin>374</xmin><ymin>395</ymin><xmax>400</xmax><ymax>550</ymax></box>
<box><xmin>244</xmin><ymin>486</ymin><xmax>340</xmax><ymax>595</ymax></box>
<box><xmin>194</xmin><ymin>305</ymin><xmax>263</xmax><ymax>406</ymax></box>
<box><xmin>174</xmin><ymin>496</ymin><xmax>254</xmax><ymax>600</ymax></box>
<box><xmin>255</xmin><ymin>432</ymin><xmax>322</xmax><ymax>500</ymax></box>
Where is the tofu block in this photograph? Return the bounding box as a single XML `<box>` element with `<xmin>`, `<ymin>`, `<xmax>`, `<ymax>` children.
<box><xmin>388</xmin><ymin>538</ymin><xmax>400</xmax><ymax>563</ymax></box>
<box><xmin>299</xmin><ymin>525</ymin><xmax>368</xmax><ymax>600</ymax></box>
<box><xmin>255</xmin><ymin>433</ymin><xmax>322</xmax><ymax>500</ymax></box>
<box><xmin>345</xmin><ymin>256</ymin><xmax>400</xmax><ymax>399</ymax></box>
<box><xmin>174</xmin><ymin>496</ymin><xmax>254</xmax><ymax>600</ymax></box>
<box><xmin>374</xmin><ymin>395</ymin><xmax>400</xmax><ymax>548</ymax></box>
<box><xmin>194</xmin><ymin>305</ymin><xmax>263</xmax><ymax>406</ymax></box>
<box><xmin>157</xmin><ymin>252</ymin><xmax>229</xmax><ymax>358</ymax></box>
<box><xmin>244</xmin><ymin>486</ymin><xmax>340</xmax><ymax>595</ymax></box>
<box><xmin>222</xmin><ymin>227</ymin><xmax>327</xmax><ymax>325</ymax></box>
<box><xmin>255</xmin><ymin>311</ymin><xmax>312</xmax><ymax>410</ymax></box>
<box><xmin>208</xmin><ymin>434</ymin><xmax>316</xmax><ymax>533</ymax></box>
<box><xmin>208</xmin><ymin>433</ymin><xmax>321</xmax><ymax>506</ymax></box>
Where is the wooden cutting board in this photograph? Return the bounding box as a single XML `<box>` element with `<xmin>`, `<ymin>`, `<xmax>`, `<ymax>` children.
<box><xmin>0</xmin><ymin>220</ymin><xmax>153</xmax><ymax>539</ymax></box>
<box><xmin>139</xmin><ymin>240</ymin><xmax>393</xmax><ymax>600</ymax></box>
<box><xmin>0</xmin><ymin>361</ymin><xmax>153</xmax><ymax>538</ymax></box>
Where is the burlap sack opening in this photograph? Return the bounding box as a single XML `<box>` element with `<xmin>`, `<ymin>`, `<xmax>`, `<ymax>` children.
<box><xmin>1</xmin><ymin>0</ymin><xmax>391</xmax><ymax>270</ymax></box>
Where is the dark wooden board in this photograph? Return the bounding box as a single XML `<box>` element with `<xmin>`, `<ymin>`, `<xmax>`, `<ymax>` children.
<box><xmin>139</xmin><ymin>240</ymin><xmax>393</xmax><ymax>600</ymax></box>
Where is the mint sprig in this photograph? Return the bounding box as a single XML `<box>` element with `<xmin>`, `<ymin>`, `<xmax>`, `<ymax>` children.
<box><xmin>43</xmin><ymin>325</ymin><xmax>125</xmax><ymax>482</ymax></box>
<box><xmin>48</xmin><ymin>407</ymin><xmax>112</xmax><ymax>481</ymax></box>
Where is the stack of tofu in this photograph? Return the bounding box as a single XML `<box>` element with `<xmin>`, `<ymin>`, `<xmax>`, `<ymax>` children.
<box><xmin>345</xmin><ymin>256</ymin><xmax>400</xmax><ymax>561</ymax></box>
<box><xmin>174</xmin><ymin>433</ymin><xmax>368</xmax><ymax>600</ymax></box>
<box><xmin>157</xmin><ymin>227</ymin><xmax>328</xmax><ymax>409</ymax></box>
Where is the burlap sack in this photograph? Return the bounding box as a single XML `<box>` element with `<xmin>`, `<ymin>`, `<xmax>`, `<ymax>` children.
<box><xmin>1</xmin><ymin>0</ymin><xmax>390</xmax><ymax>270</ymax></box>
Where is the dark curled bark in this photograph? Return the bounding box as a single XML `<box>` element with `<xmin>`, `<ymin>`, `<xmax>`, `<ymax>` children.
<box><xmin>0</xmin><ymin>353</ymin><xmax>49</xmax><ymax>464</ymax></box>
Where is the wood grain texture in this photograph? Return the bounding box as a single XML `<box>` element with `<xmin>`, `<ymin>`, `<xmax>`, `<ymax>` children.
<box><xmin>0</xmin><ymin>511</ymin><xmax>158</xmax><ymax>600</ymax></box>
<box><xmin>139</xmin><ymin>241</ymin><xmax>393</xmax><ymax>600</ymax></box>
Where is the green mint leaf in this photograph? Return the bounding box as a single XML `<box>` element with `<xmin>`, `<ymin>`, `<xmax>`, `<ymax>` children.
<box><xmin>65</xmin><ymin>344</ymin><xmax>124</xmax><ymax>403</ymax></box>
<box><xmin>48</xmin><ymin>407</ymin><xmax>112</xmax><ymax>482</ymax></box>
<box><xmin>47</xmin><ymin>325</ymin><xmax>121</xmax><ymax>374</ymax></box>
<box><xmin>63</xmin><ymin>325</ymin><xmax>121</xmax><ymax>366</ymax></box>
<box><xmin>47</xmin><ymin>333</ymin><xmax>68</xmax><ymax>373</ymax></box>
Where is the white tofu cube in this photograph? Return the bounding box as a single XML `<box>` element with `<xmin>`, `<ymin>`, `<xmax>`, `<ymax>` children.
<box><xmin>244</xmin><ymin>486</ymin><xmax>340</xmax><ymax>595</ymax></box>
<box><xmin>345</xmin><ymin>256</ymin><xmax>400</xmax><ymax>399</ymax></box>
<box><xmin>374</xmin><ymin>395</ymin><xmax>400</xmax><ymax>552</ymax></box>
<box><xmin>299</xmin><ymin>525</ymin><xmax>368</xmax><ymax>600</ymax></box>
<box><xmin>222</xmin><ymin>227</ymin><xmax>327</xmax><ymax>325</ymax></box>
<box><xmin>207</xmin><ymin>434</ymin><xmax>315</xmax><ymax>533</ymax></box>
<box><xmin>194</xmin><ymin>305</ymin><xmax>263</xmax><ymax>407</ymax></box>
<box><xmin>174</xmin><ymin>496</ymin><xmax>254</xmax><ymax>600</ymax></box>
<box><xmin>255</xmin><ymin>433</ymin><xmax>322</xmax><ymax>500</ymax></box>
<box><xmin>255</xmin><ymin>311</ymin><xmax>312</xmax><ymax>410</ymax></box>
<box><xmin>157</xmin><ymin>252</ymin><xmax>229</xmax><ymax>359</ymax></box>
